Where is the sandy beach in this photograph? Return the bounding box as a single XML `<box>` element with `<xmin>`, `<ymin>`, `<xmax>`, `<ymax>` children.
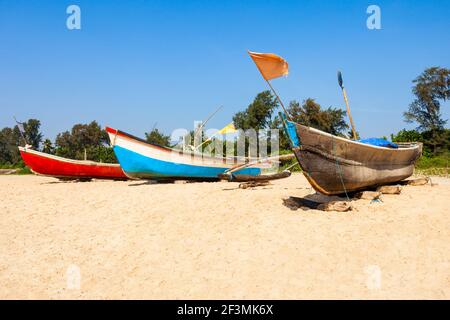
<box><xmin>0</xmin><ymin>173</ymin><xmax>449</xmax><ymax>299</ymax></box>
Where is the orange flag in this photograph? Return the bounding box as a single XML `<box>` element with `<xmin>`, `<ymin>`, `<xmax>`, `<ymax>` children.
<box><xmin>248</xmin><ymin>51</ymin><xmax>289</xmax><ymax>81</ymax></box>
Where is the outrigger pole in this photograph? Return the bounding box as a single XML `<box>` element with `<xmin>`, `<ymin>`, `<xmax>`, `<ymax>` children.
<box><xmin>337</xmin><ymin>71</ymin><xmax>358</xmax><ymax>140</ymax></box>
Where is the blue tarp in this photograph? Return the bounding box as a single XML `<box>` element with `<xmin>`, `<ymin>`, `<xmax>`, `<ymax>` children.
<box><xmin>358</xmin><ymin>138</ymin><xmax>398</xmax><ymax>148</ymax></box>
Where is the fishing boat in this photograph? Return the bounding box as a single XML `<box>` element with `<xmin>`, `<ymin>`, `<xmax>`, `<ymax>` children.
<box><xmin>18</xmin><ymin>146</ymin><xmax>127</xmax><ymax>180</ymax></box>
<box><xmin>106</xmin><ymin>127</ymin><xmax>262</xmax><ymax>180</ymax></box>
<box><xmin>282</xmin><ymin>117</ymin><xmax>422</xmax><ymax>195</ymax></box>
<box><xmin>245</xmin><ymin>50</ymin><xmax>423</xmax><ymax>195</ymax></box>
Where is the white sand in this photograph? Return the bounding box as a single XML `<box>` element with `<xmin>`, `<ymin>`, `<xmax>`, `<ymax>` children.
<box><xmin>0</xmin><ymin>174</ymin><xmax>449</xmax><ymax>299</ymax></box>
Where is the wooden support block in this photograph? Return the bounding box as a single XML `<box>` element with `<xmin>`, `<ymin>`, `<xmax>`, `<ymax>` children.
<box><xmin>355</xmin><ymin>191</ymin><xmax>381</xmax><ymax>200</ymax></box>
<box><xmin>404</xmin><ymin>178</ymin><xmax>430</xmax><ymax>186</ymax></box>
<box><xmin>377</xmin><ymin>185</ymin><xmax>401</xmax><ymax>194</ymax></box>
<box><xmin>317</xmin><ymin>201</ymin><xmax>352</xmax><ymax>212</ymax></box>
<box><xmin>239</xmin><ymin>181</ymin><xmax>270</xmax><ymax>189</ymax></box>
<box><xmin>0</xmin><ymin>169</ymin><xmax>18</xmax><ymax>175</ymax></box>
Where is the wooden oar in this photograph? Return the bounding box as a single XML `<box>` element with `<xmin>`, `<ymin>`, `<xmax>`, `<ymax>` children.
<box><xmin>338</xmin><ymin>71</ymin><xmax>357</xmax><ymax>140</ymax></box>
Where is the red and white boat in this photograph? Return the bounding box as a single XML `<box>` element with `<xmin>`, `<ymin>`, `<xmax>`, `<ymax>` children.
<box><xmin>18</xmin><ymin>146</ymin><xmax>127</xmax><ymax>180</ymax></box>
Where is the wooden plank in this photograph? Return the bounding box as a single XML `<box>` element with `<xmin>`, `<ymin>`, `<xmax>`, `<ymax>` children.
<box><xmin>377</xmin><ymin>185</ymin><xmax>402</xmax><ymax>194</ymax></box>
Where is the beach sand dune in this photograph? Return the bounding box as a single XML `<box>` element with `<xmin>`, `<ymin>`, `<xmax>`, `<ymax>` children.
<box><xmin>0</xmin><ymin>174</ymin><xmax>449</xmax><ymax>299</ymax></box>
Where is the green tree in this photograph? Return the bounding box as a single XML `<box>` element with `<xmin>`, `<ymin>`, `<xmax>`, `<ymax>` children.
<box><xmin>390</xmin><ymin>129</ymin><xmax>423</xmax><ymax>143</ymax></box>
<box><xmin>404</xmin><ymin>67</ymin><xmax>449</xmax><ymax>131</ymax></box>
<box><xmin>288</xmin><ymin>99</ymin><xmax>349</xmax><ymax>136</ymax></box>
<box><xmin>0</xmin><ymin>119</ymin><xmax>43</xmax><ymax>165</ymax></box>
<box><xmin>145</xmin><ymin>128</ymin><xmax>171</xmax><ymax>147</ymax></box>
<box><xmin>55</xmin><ymin>121</ymin><xmax>116</xmax><ymax>163</ymax></box>
<box><xmin>233</xmin><ymin>90</ymin><xmax>279</xmax><ymax>131</ymax></box>
<box><xmin>42</xmin><ymin>138</ymin><xmax>55</xmax><ymax>154</ymax></box>
<box><xmin>21</xmin><ymin>119</ymin><xmax>43</xmax><ymax>149</ymax></box>
<box><xmin>0</xmin><ymin>127</ymin><xmax>21</xmax><ymax>164</ymax></box>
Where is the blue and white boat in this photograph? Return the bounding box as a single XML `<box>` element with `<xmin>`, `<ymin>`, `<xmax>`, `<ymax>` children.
<box><xmin>106</xmin><ymin>126</ymin><xmax>262</xmax><ymax>180</ymax></box>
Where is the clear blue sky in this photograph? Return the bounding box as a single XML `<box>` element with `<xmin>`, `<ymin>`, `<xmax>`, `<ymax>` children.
<box><xmin>1</xmin><ymin>0</ymin><xmax>449</xmax><ymax>141</ymax></box>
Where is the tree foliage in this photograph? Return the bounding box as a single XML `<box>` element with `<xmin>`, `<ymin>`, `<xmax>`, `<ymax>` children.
<box><xmin>233</xmin><ymin>90</ymin><xmax>278</xmax><ymax>131</ymax></box>
<box><xmin>0</xmin><ymin>119</ymin><xmax>43</xmax><ymax>165</ymax></box>
<box><xmin>55</xmin><ymin>121</ymin><xmax>116</xmax><ymax>163</ymax></box>
<box><xmin>42</xmin><ymin>138</ymin><xmax>54</xmax><ymax>154</ymax></box>
<box><xmin>391</xmin><ymin>128</ymin><xmax>450</xmax><ymax>156</ymax></box>
<box><xmin>145</xmin><ymin>128</ymin><xmax>171</xmax><ymax>147</ymax></box>
<box><xmin>404</xmin><ymin>67</ymin><xmax>450</xmax><ymax>131</ymax></box>
<box><xmin>288</xmin><ymin>99</ymin><xmax>349</xmax><ymax>136</ymax></box>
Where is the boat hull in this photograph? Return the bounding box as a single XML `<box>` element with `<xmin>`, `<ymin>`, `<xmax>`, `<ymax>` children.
<box><xmin>106</xmin><ymin>127</ymin><xmax>261</xmax><ymax>180</ymax></box>
<box><xmin>290</xmin><ymin>123</ymin><xmax>422</xmax><ymax>195</ymax></box>
<box><xmin>19</xmin><ymin>147</ymin><xmax>127</xmax><ymax>180</ymax></box>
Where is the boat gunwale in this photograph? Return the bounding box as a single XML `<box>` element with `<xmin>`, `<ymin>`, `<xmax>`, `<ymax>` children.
<box><xmin>106</xmin><ymin>126</ymin><xmax>263</xmax><ymax>164</ymax></box>
<box><xmin>18</xmin><ymin>146</ymin><xmax>121</xmax><ymax>168</ymax></box>
<box><xmin>295</xmin><ymin>123</ymin><xmax>422</xmax><ymax>152</ymax></box>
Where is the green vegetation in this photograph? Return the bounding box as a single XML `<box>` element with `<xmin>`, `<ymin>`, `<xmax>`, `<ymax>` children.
<box><xmin>145</xmin><ymin>128</ymin><xmax>171</xmax><ymax>147</ymax></box>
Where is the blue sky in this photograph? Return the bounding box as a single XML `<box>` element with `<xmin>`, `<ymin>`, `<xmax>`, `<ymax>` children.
<box><xmin>1</xmin><ymin>0</ymin><xmax>449</xmax><ymax>141</ymax></box>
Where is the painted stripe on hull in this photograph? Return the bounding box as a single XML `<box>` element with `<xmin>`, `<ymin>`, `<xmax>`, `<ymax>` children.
<box><xmin>114</xmin><ymin>145</ymin><xmax>261</xmax><ymax>179</ymax></box>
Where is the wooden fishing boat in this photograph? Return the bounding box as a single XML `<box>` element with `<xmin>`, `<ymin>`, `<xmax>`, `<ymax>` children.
<box><xmin>106</xmin><ymin>127</ymin><xmax>263</xmax><ymax>180</ymax></box>
<box><xmin>282</xmin><ymin>118</ymin><xmax>422</xmax><ymax>195</ymax></box>
<box><xmin>18</xmin><ymin>146</ymin><xmax>127</xmax><ymax>180</ymax></box>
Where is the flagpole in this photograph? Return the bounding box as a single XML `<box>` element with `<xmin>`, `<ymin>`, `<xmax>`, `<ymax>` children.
<box><xmin>13</xmin><ymin>116</ymin><xmax>28</xmax><ymax>146</ymax></box>
<box><xmin>265</xmin><ymin>80</ymin><xmax>292</xmax><ymax>121</ymax></box>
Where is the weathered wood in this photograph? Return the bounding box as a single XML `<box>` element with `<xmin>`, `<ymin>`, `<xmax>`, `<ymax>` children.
<box><xmin>239</xmin><ymin>181</ymin><xmax>270</xmax><ymax>189</ymax></box>
<box><xmin>0</xmin><ymin>169</ymin><xmax>19</xmax><ymax>175</ymax></box>
<box><xmin>317</xmin><ymin>201</ymin><xmax>352</xmax><ymax>212</ymax></box>
<box><xmin>401</xmin><ymin>177</ymin><xmax>430</xmax><ymax>186</ymax></box>
<box><xmin>377</xmin><ymin>185</ymin><xmax>402</xmax><ymax>194</ymax></box>
<box><xmin>291</xmin><ymin>123</ymin><xmax>422</xmax><ymax>195</ymax></box>
<box><xmin>355</xmin><ymin>191</ymin><xmax>381</xmax><ymax>200</ymax></box>
<box><xmin>219</xmin><ymin>170</ymin><xmax>291</xmax><ymax>182</ymax></box>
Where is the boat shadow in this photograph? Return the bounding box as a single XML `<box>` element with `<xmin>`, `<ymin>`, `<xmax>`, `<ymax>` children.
<box><xmin>283</xmin><ymin>193</ymin><xmax>351</xmax><ymax>211</ymax></box>
<box><xmin>40</xmin><ymin>178</ymin><xmax>93</xmax><ymax>184</ymax></box>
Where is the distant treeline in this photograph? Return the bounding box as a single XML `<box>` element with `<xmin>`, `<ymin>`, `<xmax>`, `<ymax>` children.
<box><xmin>1</xmin><ymin>67</ymin><xmax>448</xmax><ymax>171</ymax></box>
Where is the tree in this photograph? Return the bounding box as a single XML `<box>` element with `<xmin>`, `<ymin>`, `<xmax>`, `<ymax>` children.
<box><xmin>42</xmin><ymin>139</ymin><xmax>54</xmax><ymax>154</ymax></box>
<box><xmin>404</xmin><ymin>67</ymin><xmax>450</xmax><ymax>132</ymax></box>
<box><xmin>233</xmin><ymin>91</ymin><xmax>279</xmax><ymax>155</ymax></box>
<box><xmin>0</xmin><ymin>119</ymin><xmax>43</xmax><ymax>165</ymax></box>
<box><xmin>288</xmin><ymin>99</ymin><xmax>349</xmax><ymax>136</ymax></box>
<box><xmin>21</xmin><ymin>119</ymin><xmax>43</xmax><ymax>149</ymax></box>
<box><xmin>233</xmin><ymin>90</ymin><xmax>279</xmax><ymax>131</ymax></box>
<box><xmin>0</xmin><ymin>127</ymin><xmax>21</xmax><ymax>164</ymax></box>
<box><xmin>55</xmin><ymin>121</ymin><xmax>116</xmax><ymax>163</ymax></box>
<box><xmin>145</xmin><ymin>128</ymin><xmax>171</xmax><ymax>147</ymax></box>
<box><xmin>273</xmin><ymin>99</ymin><xmax>350</xmax><ymax>150</ymax></box>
